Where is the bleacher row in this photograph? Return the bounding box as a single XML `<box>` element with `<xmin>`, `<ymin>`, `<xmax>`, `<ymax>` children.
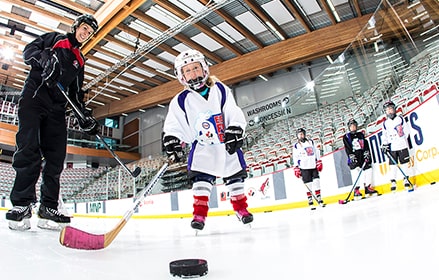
<box><xmin>243</xmin><ymin>49</ymin><xmax>438</xmax><ymax>178</ymax></box>
<box><xmin>0</xmin><ymin>49</ymin><xmax>437</xmax><ymax>202</ymax></box>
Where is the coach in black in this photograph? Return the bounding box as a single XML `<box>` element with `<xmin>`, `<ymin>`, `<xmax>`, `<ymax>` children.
<box><xmin>6</xmin><ymin>14</ymin><xmax>100</xmax><ymax>231</ymax></box>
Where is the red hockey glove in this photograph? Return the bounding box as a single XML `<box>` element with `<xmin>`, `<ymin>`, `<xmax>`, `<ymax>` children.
<box><xmin>316</xmin><ymin>160</ymin><xmax>323</xmax><ymax>172</ymax></box>
<box><xmin>294</xmin><ymin>166</ymin><xmax>301</xmax><ymax>178</ymax></box>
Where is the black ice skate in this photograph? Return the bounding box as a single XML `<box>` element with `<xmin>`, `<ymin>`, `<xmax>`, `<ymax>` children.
<box><xmin>390</xmin><ymin>180</ymin><xmax>397</xmax><ymax>193</ymax></box>
<box><xmin>353</xmin><ymin>186</ymin><xmax>363</xmax><ymax>201</ymax></box>
<box><xmin>235</xmin><ymin>208</ymin><xmax>253</xmax><ymax>224</ymax></box>
<box><xmin>404</xmin><ymin>177</ymin><xmax>414</xmax><ymax>192</ymax></box>
<box><xmin>365</xmin><ymin>185</ymin><xmax>379</xmax><ymax>197</ymax></box>
<box><xmin>308</xmin><ymin>201</ymin><xmax>316</xmax><ymax>210</ymax></box>
<box><xmin>191</xmin><ymin>215</ymin><xmax>206</xmax><ymax>231</ymax></box>
<box><xmin>37</xmin><ymin>204</ymin><xmax>70</xmax><ymax>231</ymax></box>
<box><xmin>318</xmin><ymin>200</ymin><xmax>326</xmax><ymax>207</ymax></box>
<box><xmin>6</xmin><ymin>205</ymin><xmax>33</xmax><ymax>231</ymax></box>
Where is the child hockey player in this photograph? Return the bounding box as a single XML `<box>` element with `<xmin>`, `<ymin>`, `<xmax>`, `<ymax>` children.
<box><xmin>380</xmin><ymin>100</ymin><xmax>414</xmax><ymax>192</ymax></box>
<box><xmin>162</xmin><ymin>49</ymin><xmax>253</xmax><ymax>231</ymax></box>
<box><xmin>292</xmin><ymin>128</ymin><xmax>325</xmax><ymax>210</ymax></box>
<box><xmin>6</xmin><ymin>14</ymin><xmax>100</xmax><ymax>231</ymax></box>
<box><xmin>343</xmin><ymin>119</ymin><xmax>379</xmax><ymax>200</ymax></box>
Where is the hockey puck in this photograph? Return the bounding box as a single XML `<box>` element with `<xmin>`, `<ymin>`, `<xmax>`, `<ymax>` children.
<box><xmin>169</xmin><ymin>259</ymin><xmax>208</xmax><ymax>278</ymax></box>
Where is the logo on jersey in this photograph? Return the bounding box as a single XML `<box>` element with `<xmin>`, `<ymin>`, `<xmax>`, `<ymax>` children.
<box><xmin>195</xmin><ymin>111</ymin><xmax>225</xmax><ymax>145</ymax></box>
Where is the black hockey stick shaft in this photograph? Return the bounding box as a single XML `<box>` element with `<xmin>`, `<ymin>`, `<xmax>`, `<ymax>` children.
<box><xmin>302</xmin><ymin>182</ymin><xmax>321</xmax><ymax>203</ymax></box>
<box><xmin>56</xmin><ymin>83</ymin><xmax>141</xmax><ymax>177</ymax></box>
<box><xmin>385</xmin><ymin>151</ymin><xmax>413</xmax><ymax>187</ymax></box>
<box><xmin>342</xmin><ymin>161</ymin><xmax>367</xmax><ymax>203</ymax></box>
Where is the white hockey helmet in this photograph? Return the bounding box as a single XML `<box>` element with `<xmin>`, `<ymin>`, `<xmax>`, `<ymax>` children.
<box><xmin>174</xmin><ymin>49</ymin><xmax>210</xmax><ymax>90</ymax></box>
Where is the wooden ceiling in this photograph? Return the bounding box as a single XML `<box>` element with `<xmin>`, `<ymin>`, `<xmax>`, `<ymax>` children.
<box><xmin>0</xmin><ymin>0</ymin><xmax>437</xmax><ymax>119</ymax></box>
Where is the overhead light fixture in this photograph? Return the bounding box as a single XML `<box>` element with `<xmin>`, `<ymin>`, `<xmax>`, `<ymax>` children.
<box><xmin>157</xmin><ymin>104</ymin><xmax>166</xmax><ymax>108</ymax></box>
<box><xmin>265</xmin><ymin>21</ymin><xmax>285</xmax><ymax>40</ymax></box>
<box><xmin>156</xmin><ymin>69</ymin><xmax>176</xmax><ymax>79</ymax></box>
<box><xmin>139</xmin><ymin>109</ymin><xmax>145</xmax><ymax>113</ymax></box>
<box><xmin>89</xmin><ymin>100</ymin><xmax>105</xmax><ymax>106</ymax></box>
<box><xmin>326</xmin><ymin>55</ymin><xmax>333</xmax><ymax>64</ymax></box>
<box><xmin>327</xmin><ymin>0</ymin><xmax>341</xmax><ymax>22</ymax></box>
<box><xmin>258</xmin><ymin>75</ymin><xmax>268</xmax><ymax>81</ymax></box>
<box><xmin>121</xmin><ymin>113</ymin><xmax>128</xmax><ymax>117</ymax></box>
<box><xmin>120</xmin><ymin>86</ymin><xmax>138</xmax><ymax>94</ymax></box>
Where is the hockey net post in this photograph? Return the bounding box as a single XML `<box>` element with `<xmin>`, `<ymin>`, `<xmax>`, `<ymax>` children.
<box><xmin>59</xmin><ymin>162</ymin><xmax>168</xmax><ymax>250</ymax></box>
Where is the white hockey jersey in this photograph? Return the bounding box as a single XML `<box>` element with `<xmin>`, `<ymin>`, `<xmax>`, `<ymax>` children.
<box><xmin>381</xmin><ymin>115</ymin><xmax>410</xmax><ymax>151</ymax></box>
<box><xmin>292</xmin><ymin>139</ymin><xmax>320</xmax><ymax>169</ymax></box>
<box><xmin>163</xmin><ymin>82</ymin><xmax>247</xmax><ymax>178</ymax></box>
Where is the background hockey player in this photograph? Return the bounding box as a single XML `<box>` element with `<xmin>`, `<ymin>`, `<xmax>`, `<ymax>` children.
<box><xmin>162</xmin><ymin>49</ymin><xmax>253</xmax><ymax>231</ymax></box>
<box><xmin>292</xmin><ymin>128</ymin><xmax>324</xmax><ymax>210</ymax></box>
<box><xmin>6</xmin><ymin>14</ymin><xmax>100</xmax><ymax>231</ymax></box>
<box><xmin>343</xmin><ymin>119</ymin><xmax>379</xmax><ymax>200</ymax></box>
<box><xmin>380</xmin><ymin>100</ymin><xmax>413</xmax><ymax>192</ymax></box>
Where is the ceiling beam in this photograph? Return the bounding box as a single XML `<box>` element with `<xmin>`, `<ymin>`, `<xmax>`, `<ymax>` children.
<box><xmin>93</xmin><ymin>14</ymin><xmax>372</xmax><ymax>119</ymax></box>
<box><xmin>281</xmin><ymin>0</ymin><xmax>312</xmax><ymax>33</ymax></box>
<box><xmin>198</xmin><ymin>0</ymin><xmax>264</xmax><ymax>49</ymax></box>
<box><xmin>352</xmin><ymin>0</ymin><xmax>363</xmax><ymax>17</ymax></box>
<box><xmin>243</xmin><ymin>0</ymin><xmax>289</xmax><ymax>40</ymax></box>
<box><xmin>154</xmin><ymin>0</ymin><xmax>243</xmax><ymax>56</ymax></box>
<box><xmin>318</xmin><ymin>0</ymin><xmax>338</xmax><ymax>25</ymax></box>
<box><xmin>82</xmin><ymin>0</ymin><xmax>146</xmax><ymax>54</ymax></box>
<box><xmin>132</xmin><ymin>10</ymin><xmax>224</xmax><ymax>64</ymax></box>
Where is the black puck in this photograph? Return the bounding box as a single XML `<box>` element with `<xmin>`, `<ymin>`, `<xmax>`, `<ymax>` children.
<box><xmin>169</xmin><ymin>259</ymin><xmax>208</xmax><ymax>278</ymax></box>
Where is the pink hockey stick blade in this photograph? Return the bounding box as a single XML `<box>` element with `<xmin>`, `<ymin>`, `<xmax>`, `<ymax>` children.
<box><xmin>60</xmin><ymin>226</ymin><xmax>105</xmax><ymax>250</ymax></box>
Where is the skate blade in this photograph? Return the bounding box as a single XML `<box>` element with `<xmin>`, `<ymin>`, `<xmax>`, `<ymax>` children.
<box><xmin>37</xmin><ymin>219</ymin><xmax>69</xmax><ymax>231</ymax></box>
<box><xmin>8</xmin><ymin>219</ymin><xmax>31</xmax><ymax>231</ymax></box>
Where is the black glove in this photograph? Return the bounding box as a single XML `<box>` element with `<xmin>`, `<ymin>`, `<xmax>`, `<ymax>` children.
<box><xmin>348</xmin><ymin>154</ymin><xmax>357</xmax><ymax>168</ymax></box>
<box><xmin>75</xmin><ymin>107</ymin><xmax>100</xmax><ymax>135</ymax></box>
<box><xmin>163</xmin><ymin>135</ymin><xmax>183</xmax><ymax>163</ymax></box>
<box><xmin>363</xmin><ymin>150</ymin><xmax>371</xmax><ymax>163</ymax></box>
<box><xmin>381</xmin><ymin>143</ymin><xmax>390</xmax><ymax>154</ymax></box>
<box><xmin>41</xmin><ymin>53</ymin><xmax>61</xmax><ymax>88</ymax></box>
<box><xmin>224</xmin><ymin>126</ymin><xmax>244</xmax><ymax>155</ymax></box>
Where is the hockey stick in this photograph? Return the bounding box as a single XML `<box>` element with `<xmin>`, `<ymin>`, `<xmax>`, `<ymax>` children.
<box><xmin>56</xmin><ymin>83</ymin><xmax>141</xmax><ymax>178</ymax></box>
<box><xmin>385</xmin><ymin>151</ymin><xmax>414</xmax><ymax>188</ymax></box>
<box><xmin>59</xmin><ymin>162</ymin><xmax>168</xmax><ymax>250</ymax></box>
<box><xmin>339</xmin><ymin>161</ymin><xmax>367</xmax><ymax>205</ymax></box>
<box><xmin>302</xmin><ymin>182</ymin><xmax>325</xmax><ymax>207</ymax></box>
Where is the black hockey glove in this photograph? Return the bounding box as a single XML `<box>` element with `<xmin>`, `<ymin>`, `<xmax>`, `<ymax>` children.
<box><xmin>224</xmin><ymin>126</ymin><xmax>244</xmax><ymax>155</ymax></box>
<box><xmin>41</xmin><ymin>53</ymin><xmax>61</xmax><ymax>88</ymax></box>
<box><xmin>75</xmin><ymin>108</ymin><xmax>100</xmax><ymax>136</ymax></box>
<box><xmin>363</xmin><ymin>150</ymin><xmax>371</xmax><ymax>163</ymax></box>
<box><xmin>381</xmin><ymin>143</ymin><xmax>390</xmax><ymax>154</ymax></box>
<box><xmin>348</xmin><ymin>154</ymin><xmax>357</xmax><ymax>168</ymax></box>
<box><xmin>163</xmin><ymin>135</ymin><xmax>183</xmax><ymax>163</ymax></box>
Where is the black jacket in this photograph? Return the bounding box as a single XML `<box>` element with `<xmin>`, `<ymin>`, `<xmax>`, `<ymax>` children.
<box><xmin>23</xmin><ymin>32</ymin><xmax>85</xmax><ymax>108</ymax></box>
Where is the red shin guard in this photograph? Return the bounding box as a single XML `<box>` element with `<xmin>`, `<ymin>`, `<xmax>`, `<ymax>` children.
<box><xmin>193</xmin><ymin>196</ymin><xmax>209</xmax><ymax>217</ymax></box>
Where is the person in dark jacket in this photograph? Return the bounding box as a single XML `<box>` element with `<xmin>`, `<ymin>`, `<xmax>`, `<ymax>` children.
<box><xmin>6</xmin><ymin>14</ymin><xmax>100</xmax><ymax>231</ymax></box>
<box><xmin>343</xmin><ymin>119</ymin><xmax>379</xmax><ymax>200</ymax></box>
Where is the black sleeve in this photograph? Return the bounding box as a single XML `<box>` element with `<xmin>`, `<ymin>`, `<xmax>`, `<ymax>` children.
<box><xmin>343</xmin><ymin>134</ymin><xmax>353</xmax><ymax>155</ymax></box>
<box><xmin>22</xmin><ymin>32</ymin><xmax>59</xmax><ymax>68</ymax></box>
<box><xmin>67</xmin><ymin>53</ymin><xmax>86</xmax><ymax>110</ymax></box>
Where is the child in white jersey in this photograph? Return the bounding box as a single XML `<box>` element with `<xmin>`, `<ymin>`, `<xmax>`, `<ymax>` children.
<box><xmin>292</xmin><ymin>128</ymin><xmax>324</xmax><ymax>210</ymax></box>
<box><xmin>162</xmin><ymin>49</ymin><xmax>253</xmax><ymax>231</ymax></box>
<box><xmin>381</xmin><ymin>100</ymin><xmax>413</xmax><ymax>192</ymax></box>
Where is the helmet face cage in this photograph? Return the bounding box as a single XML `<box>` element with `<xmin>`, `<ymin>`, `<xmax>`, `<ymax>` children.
<box><xmin>347</xmin><ymin>119</ymin><xmax>358</xmax><ymax>129</ymax></box>
<box><xmin>383</xmin><ymin>100</ymin><xmax>396</xmax><ymax>118</ymax></box>
<box><xmin>72</xmin><ymin>14</ymin><xmax>99</xmax><ymax>34</ymax></box>
<box><xmin>296</xmin><ymin>128</ymin><xmax>306</xmax><ymax>136</ymax></box>
<box><xmin>174</xmin><ymin>49</ymin><xmax>210</xmax><ymax>90</ymax></box>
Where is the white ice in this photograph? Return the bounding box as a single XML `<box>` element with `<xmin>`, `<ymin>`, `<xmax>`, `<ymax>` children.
<box><xmin>1</xmin><ymin>185</ymin><xmax>438</xmax><ymax>280</ymax></box>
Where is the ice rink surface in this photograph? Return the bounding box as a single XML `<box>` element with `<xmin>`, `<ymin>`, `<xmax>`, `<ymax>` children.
<box><xmin>1</xmin><ymin>185</ymin><xmax>438</xmax><ymax>280</ymax></box>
